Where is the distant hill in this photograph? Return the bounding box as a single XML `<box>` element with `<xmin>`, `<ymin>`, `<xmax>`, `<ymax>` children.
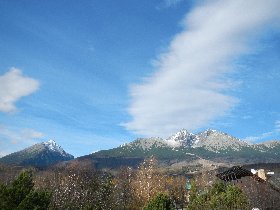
<box><xmin>84</xmin><ymin>129</ymin><xmax>280</xmax><ymax>169</ymax></box>
<box><xmin>0</xmin><ymin>140</ymin><xmax>74</xmax><ymax>167</ymax></box>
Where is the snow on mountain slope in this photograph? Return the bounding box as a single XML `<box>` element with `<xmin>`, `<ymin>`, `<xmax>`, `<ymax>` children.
<box><xmin>43</xmin><ymin>139</ymin><xmax>69</xmax><ymax>157</ymax></box>
<box><xmin>124</xmin><ymin>129</ymin><xmax>198</xmax><ymax>150</ymax></box>
<box><xmin>164</xmin><ymin>129</ymin><xmax>251</xmax><ymax>152</ymax></box>
<box><xmin>124</xmin><ymin>129</ymin><xmax>253</xmax><ymax>152</ymax></box>
<box><xmin>90</xmin><ymin>128</ymin><xmax>280</xmax><ymax>166</ymax></box>
<box><xmin>124</xmin><ymin>137</ymin><xmax>168</xmax><ymax>150</ymax></box>
<box><xmin>258</xmin><ymin>140</ymin><xmax>280</xmax><ymax>148</ymax></box>
<box><xmin>0</xmin><ymin>139</ymin><xmax>74</xmax><ymax>167</ymax></box>
<box><xmin>165</xmin><ymin>129</ymin><xmax>197</xmax><ymax>147</ymax></box>
<box><xmin>193</xmin><ymin>129</ymin><xmax>250</xmax><ymax>152</ymax></box>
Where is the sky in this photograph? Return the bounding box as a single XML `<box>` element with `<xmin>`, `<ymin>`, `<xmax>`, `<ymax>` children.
<box><xmin>0</xmin><ymin>0</ymin><xmax>280</xmax><ymax>157</ymax></box>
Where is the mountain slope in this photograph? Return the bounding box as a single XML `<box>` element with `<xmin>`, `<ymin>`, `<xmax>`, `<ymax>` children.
<box><xmin>88</xmin><ymin>129</ymin><xmax>280</xmax><ymax>169</ymax></box>
<box><xmin>193</xmin><ymin>130</ymin><xmax>250</xmax><ymax>151</ymax></box>
<box><xmin>0</xmin><ymin>140</ymin><xmax>74</xmax><ymax>167</ymax></box>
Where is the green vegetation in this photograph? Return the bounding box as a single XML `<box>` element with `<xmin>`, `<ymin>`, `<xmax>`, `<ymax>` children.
<box><xmin>0</xmin><ymin>145</ymin><xmax>44</xmax><ymax>165</ymax></box>
<box><xmin>0</xmin><ymin>143</ymin><xmax>74</xmax><ymax>167</ymax></box>
<box><xmin>188</xmin><ymin>182</ymin><xmax>251</xmax><ymax>210</ymax></box>
<box><xmin>2</xmin><ymin>157</ymin><xmax>277</xmax><ymax>209</ymax></box>
<box><xmin>91</xmin><ymin>139</ymin><xmax>280</xmax><ymax>169</ymax></box>
<box><xmin>0</xmin><ymin>170</ymin><xmax>51</xmax><ymax>210</ymax></box>
<box><xmin>143</xmin><ymin>193</ymin><xmax>174</xmax><ymax>210</ymax></box>
<box><xmin>93</xmin><ymin>145</ymin><xmax>199</xmax><ymax>161</ymax></box>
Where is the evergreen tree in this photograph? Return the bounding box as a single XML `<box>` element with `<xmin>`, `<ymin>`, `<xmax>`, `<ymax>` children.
<box><xmin>18</xmin><ymin>191</ymin><xmax>52</xmax><ymax>210</ymax></box>
<box><xmin>143</xmin><ymin>193</ymin><xmax>174</xmax><ymax>210</ymax></box>
<box><xmin>0</xmin><ymin>182</ymin><xmax>9</xmax><ymax>210</ymax></box>
<box><xmin>10</xmin><ymin>170</ymin><xmax>34</xmax><ymax>207</ymax></box>
<box><xmin>0</xmin><ymin>170</ymin><xmax>51</xmax><ymax>210</ymax></box>
<box><xmin>187</xmin><ymin>182</ymin><xmax>251</xmax><ymax>210</ymax></box>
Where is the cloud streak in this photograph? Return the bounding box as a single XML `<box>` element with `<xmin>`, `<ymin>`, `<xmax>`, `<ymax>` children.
<box><xmin>243</xmin><ymin>120</ymin><xmax>280</xmax><ymax>143</ymax></box>
<box><xmin>0</xmin><ymin>125</ymin><xmax>44</xmax><ymax>156</ymax></box>
<box><xmin>156</xmin><ymin>0</ymin><xmax>184</xmax><ymax>9</ymax></box>
<box><xmin>0</xmin><ymin>68</ymin><xmax>39</xmax><ymax>113</ymax></box>
<box><xmin>163</xmin><ymin>0</ymin><xmax>184</xmax><ymax>8</ymax></box>
<box><xmin>0</xmin><ymin>125</ymin><xmax>44</xmax><ymax>145</ymax></box>
<box><xmin>124</xmin><ymin>0</ymin><xmax>280</xmax><ymax>137</ymax></box>
<box><xmin>275</xmin><ymin>120</ymin><xmax>280</xmax><ymax>132</ymax></box>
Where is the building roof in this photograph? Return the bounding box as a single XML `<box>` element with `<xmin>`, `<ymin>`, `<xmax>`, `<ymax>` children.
<box><xmin>216</xmin><ymin>166</ymin><xmax>253</xmax><ymax>181</ymax></box>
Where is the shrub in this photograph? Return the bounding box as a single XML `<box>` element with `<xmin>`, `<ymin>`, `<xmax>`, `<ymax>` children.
<box><xmin>188</xmin><ymin>182</ymin><xmax>251</xmax><ymax>210</ymax></box>
<box><xmin>143</xmin><ymin>193</ymin><xmax>174</xmax><ymax>210</ymax></box>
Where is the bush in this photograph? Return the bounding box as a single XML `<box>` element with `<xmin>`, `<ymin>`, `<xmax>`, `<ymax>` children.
<box><xmin>188</xmin><ymin>182</ymin><xmax>251</xmax><ymax>210</ymax></box>
<box><xmin>143</xmin><ymin>193</ymin><xmax>174</xmax><ymax>210</ymax></box>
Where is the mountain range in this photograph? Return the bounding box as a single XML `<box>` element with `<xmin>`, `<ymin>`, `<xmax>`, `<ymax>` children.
<box><xmin>83</xmin><ymin>129</ymin><xmax>280</xmax><ymax>169</ymax></box>
<box><xmin>1</xmin><ymin>129</ymin><xmax>280</xmax><ymax>169</ymax></box>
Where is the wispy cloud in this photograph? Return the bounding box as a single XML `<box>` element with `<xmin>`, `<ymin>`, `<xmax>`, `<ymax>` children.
<box><xmin>164</xmin><ymin>0</ymin><xmax>184</xmax><ymax>8</ymax></box>
<box><xmin>242</xmin><ymin>115</ymin><xmax>253</xmax><ymax>120</ymax></box>
<box><xmin>0</xmin><ymin>68</ymin><xmax>39</xmax><ymax>113</ymax></box>
<box><xmin>243</xmin><ymin>132</ymin><xmax>274</xmax><ymax>143</ymax></box>
<box><xmin>0</xmin><ymin>125</ymin><xmax>44</xmax><ymax>145</ymax></box>
<box><xmin>275</xmin><ymin>120</ymin><xmax>280</xmax><ymax>132</ymax></box>
<box><xmin>21</xmin><ymin>128</ymin><xmax>44</xmax><ymax>140</ymax></box>
<box><xmin>124</xmin><ymin>0</ymin><xmax>280</xmax><ymax>137</ymax></box>
<box><xmin>156</xmin><ymin>0</ymin><xmax>184</xmax><ymax>10</ymax></box>
<box><xmin>243</xmin><ymin>120</ymin><xmax>280</xmax><ymax>143</ymax></box>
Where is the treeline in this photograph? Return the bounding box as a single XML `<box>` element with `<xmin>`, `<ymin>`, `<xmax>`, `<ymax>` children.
<box><xmin>0</xmin><ymin>157</ymin><xmax>252</xmax><ymax>209</ymax></box>
<box><xmin>33</xmin><ymin>157</ymin><xmax>188</xmax><ymax>209</ymax></box>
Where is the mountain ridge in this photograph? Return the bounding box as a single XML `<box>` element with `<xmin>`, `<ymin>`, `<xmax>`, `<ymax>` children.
<box><xmin>118</xmin><ymin>129</ymin><xmax>267</xmax><ymax>152</ymax></box>
<box><xmin>1</xmin><ymin>129</ymin><xmax>279</xmax><ymax>169</ymax></box>
<box><xmin>88</xmin><ymin>129</ymin><xmax>280</xmax><ymax>169</ymax></box>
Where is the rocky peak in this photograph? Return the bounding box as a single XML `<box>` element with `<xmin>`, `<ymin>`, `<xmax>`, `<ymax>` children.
<box><xmin>43</xmin><ymin>139</ymin><xmax>63</xmax><ymax>153</ymax></box>
<box><xmin>258</xmin><ymin>140</ymin><xmax>280</xmax><ymax>148</ymax></box>
<box><xmin>194</xmin><ymin>129</ymin><xmax>249</xmax><ymax>151</ymax></box>
<box><xmin>166</xmin><ymin>129</ymin><xmax>196</xmax><ymax>147</ymax></box>
<box><xmin>126</xmin><ymin>137</ymin><xmax>166</xmax><ymax>150</ymax></box>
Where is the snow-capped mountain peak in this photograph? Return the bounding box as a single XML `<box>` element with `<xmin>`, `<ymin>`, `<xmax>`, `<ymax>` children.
<box><xmin>164</xmin><ymin>129</ymin><xmax>251</xmax><ymax>152</ymax></box>
<box><xmin>0</xmin><ymin>139</ymin><xmax>74</xmax><ymax>167</ymax></box>
<box><xmin>114</xmin><ymin>129</ymin><xmax>280</xmax><ymax>157</ymax></box>
<box><xmin>193</xmin><ymin>129</ymin><xmax>249</xmax><ymax>151</ymax></box>
<box><xmin>165</xmin><ymin>129</ymin><xmax>196</xmax><ymax>147</ymax></box>
<box><xmin>43</xmin><ymin>139</ymin><xmax>67</xmax><ymax>156</ymax></box>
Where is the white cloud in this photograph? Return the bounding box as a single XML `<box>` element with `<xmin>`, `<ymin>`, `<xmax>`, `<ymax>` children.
<box><xmin>0</xmin><ymin>68</ymin><xmax>39</xmax><ymax>113</ymax></box>
<box><xmin>124</xmin><ymin>0</ymin><xmax>280</xmax><ymax>137</ymax></box>
<box><xmin>0</xmin><ymin>125</ymin><xmax>44</xmax><ymax>145</ymax></box>
<box><xmin>164</xmin><ymin>0</ymin><xmax>184</xmax><ymax>8</ymax></box>
<box><xmin>242</xmin><ymin>115</ymin><xmax>252</xmax><ymax>120</ymax></box>
<box><xmin>21</xmin><ymin>129</ymin><xmax>44</xmax><ymax>139</ymax></box>
<box><xmin>243</xmin><ymin>120</ymin><xmax>280</xmax><ymax>143</ymax></box>
<box><xmin>0</xmin><ymin>125</ymin><xmax>44</xmax><ymax>157</ymax></box>
<box><xmin>275</xmin><ymin>120</ymin><xmax>280</xmax><ymax>132</ymax></box>
<box><xmin>243</xmin><ymin>132</ymin><xmax>274</xmax><ymax>143</ymax></box>
<box><xmin>157</xmin><ymin>0</ymin><xmax>184</xmax><ymax>10</ymax></box>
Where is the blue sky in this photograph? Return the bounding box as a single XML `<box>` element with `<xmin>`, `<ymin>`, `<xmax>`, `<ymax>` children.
<box><xmin>0</xmin><ymin>0</ymin><xmax>280</xmax><ymax>157</ymax></box>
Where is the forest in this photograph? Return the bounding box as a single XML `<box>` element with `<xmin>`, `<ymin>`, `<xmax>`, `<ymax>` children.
<box><xmin>0</xmin><ymin>157</ymin><xmax>258</xmax><ymax>210</ymax></box>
